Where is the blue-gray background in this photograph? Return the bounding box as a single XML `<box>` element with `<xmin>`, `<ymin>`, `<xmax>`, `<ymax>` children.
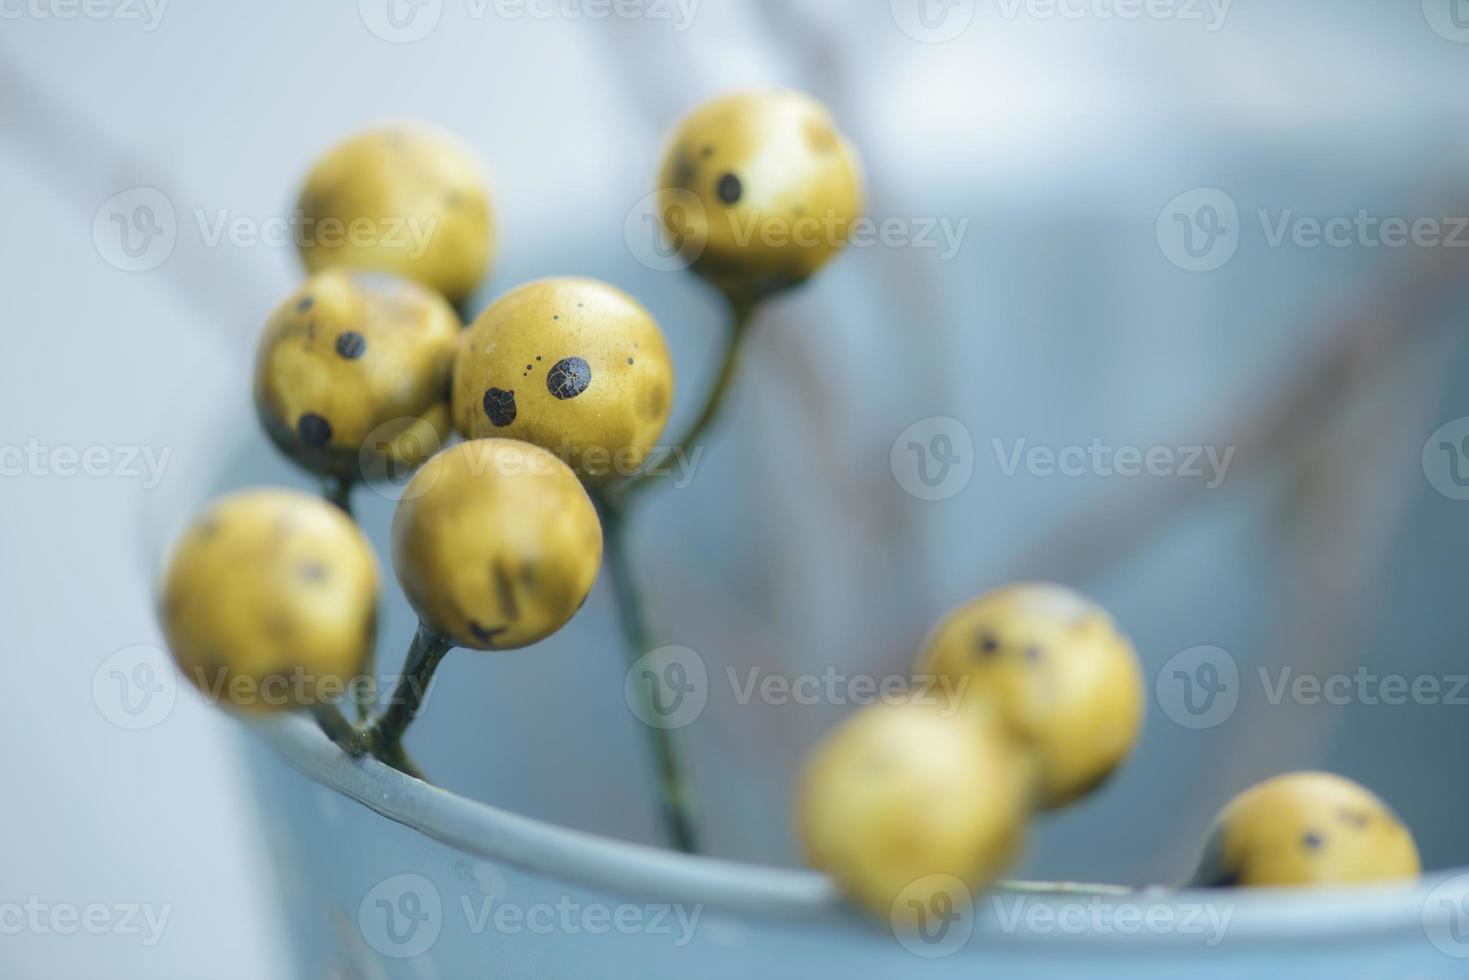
<box><xmin>5</xmin><ymin>1</ymin><xmax>1469</xmax><ymax>976</ymax></box>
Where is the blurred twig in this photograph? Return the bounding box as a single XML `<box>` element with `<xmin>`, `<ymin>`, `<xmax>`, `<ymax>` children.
<box><xmin>1005</xmin><ymin>232</ymin><xmax>1469</xmax><ymax>584</ymax></box>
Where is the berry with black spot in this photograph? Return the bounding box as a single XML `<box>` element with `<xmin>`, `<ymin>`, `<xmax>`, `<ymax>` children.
<box><xmin>298</xmin><ymin>413</ymin><xmax>333</xmax><ymax>448</ymax></box>
<box><xmin>335</xmin><ymin>331</ymin><xmax>367</xmax><ymax>359</ymax></box>
<box><xmin>546</xmin><ymin>357</ymin><xmax>592</xmax><ymax>400</ymax></box>
<box><xmin>482</xmin><ymin>388</ymin><xmax>517</xmax><ymax>427</ymax></box>
<box><xmin>717</xmin><ymin>172</ymin><xmax>742</xmax><ymax>205</ymax></box>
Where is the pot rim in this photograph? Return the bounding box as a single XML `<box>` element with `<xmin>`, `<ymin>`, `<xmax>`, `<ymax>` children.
<box><xmin>251</xmin><ymin>713</ymin><xmax>1459</xmax><ymax>951</ymax></box>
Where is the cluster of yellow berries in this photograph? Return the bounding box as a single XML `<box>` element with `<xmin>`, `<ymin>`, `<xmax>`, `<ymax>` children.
<box><xmin>797</xmin><ymin>583</ymin><xmax>1420</xmax><ymax>922</ymax></box>
<box><xmin>169</xmin><ymin>88</ymin><xmax>862</xmax><ymax>672</ymax></box>
<box><xmin>157</xmin><ymin>88</ymin><xmax>1421</xmax><ymax>929</ymax></box>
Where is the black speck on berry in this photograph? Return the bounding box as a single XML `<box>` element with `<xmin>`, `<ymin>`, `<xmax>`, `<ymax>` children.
<box><xmin>717</xmin><ymin>172</ymin><xmax>743</xmax><ymax>205</ymax></box>
<box><xmin>335</xmin><ymin>331</ymin><xmax>367</xmax><ymax>359</ymax></box>
<box><xmin>546</xmin><ymin>357</ymin><xmax>592</xmax><ymax>400</ymax></box>
<box><xmin>297</xmin><ymin>413</ymin><xmax>333</xmax><ymax>448</ymax></box>
<box><xmin>483</xmin><ymin>387</ymin><xmax>517</xmax><ymax>427</ymax></box>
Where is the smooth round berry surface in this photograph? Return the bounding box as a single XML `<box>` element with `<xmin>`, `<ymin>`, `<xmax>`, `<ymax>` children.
<box><xmin>657</xmin><ymin>89</ymin><xmax>864</xmax><ymax>299</ymax></box>
<box><xmin>798</xmin><ymin>700</ymin><xmax>1031</xmax><ymax>923</ymax></box>
<box><xmin>915</xmin><ymin>582</ymin><xmax>1145</xmax><ymax>809</ymax></box>
<box><xmin>452</xmin><ymin>278</ymin><xmax>673</xmax><ymax>484</ymax></box>
<box><xmin>296</xmin><ymin>121</ymin><xmax>494</xmax><ymax>304</ymax></box>
<box><xmin>1192</xmin><ymin>771</ymin><xmax>1420</xmax><ymax>888</ymax></box>
<box><xmin>161</xmin><ymin>489</ymin><xmax>379</xmax><ymax>713</ymax></box>
<box><xmin>254</xmin><ymin>268</ymin><xmax>461</xmax><ymax>481</ymax></box>
<box><xmin>391</xmin><ymin>439</ymin><xmax>603</xmax><ymax>651</ymax></box>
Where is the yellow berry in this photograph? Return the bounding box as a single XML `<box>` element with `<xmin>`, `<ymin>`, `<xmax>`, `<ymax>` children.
<box><xmin>296</xmin><ymin>122</ymin><xmax>494</xmax><ymax>304</ymax></box>
<box><xmin>253</xmin><ymin>268</ymin><xmax>461</xmax><ymax>481</ymax></box>
<box><xmin>915</xmin><ymin>583</ymin><xmax>1144</xmax><ymax>809</ymax></box>
<box><xmin>390</xmin><ymin>439</ymin><xmax>603</xmax><ymax>650</ymax></box>
<box><xmin>657</xmin><ymin>89</ymin><xmax>864</xmax><ymax>299</ymax></box>
<box><xmin>798</xmin><ymin>700</ymin><xmax>1031</xmax><ymax>922</ymax></box>
<box><xmin>160</xmin><ymin>489</ymin><xmax>379</xmax><ymax>713</ymax></box>
<box><xmin>451</xmin><ymin>278</ymin><xmax>674</xmax><ymax>483</ymax></box>
<box><xmin>1192</xmin><ymin>772</ymin><xmax>1420</xmax><ymax>888</ymax></box>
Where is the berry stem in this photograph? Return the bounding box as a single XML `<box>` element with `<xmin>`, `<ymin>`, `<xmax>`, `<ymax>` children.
<box><xmin>320</xmin><ymin>475</ymin><xmax>355</xmax><ymax>517</ymax></box>
<box><xmin>317</xmin><ymin>474</ymin><xmax>373</xmax><ymax>719</ymax></box>
<box><xmin>612</xmin><ymin>290</ymin><xmax>758</xmax><ymax>502</ymax></box>
<box><xmin>596</xmin><ymin>493</ymin><xmax>700</xmax><ymax>854</ymax></box>
<box><xmin>311</xmin><ymin>703</ymin><xmax>373</xmax><ymax>757</ymax></box>
<box><xmin>589</xmin><ymin>290</ymin><xmax>760</xmax><ymax>853</ymax></box>
<box><xmin>367</xmin><ymin>621</ymin><xmax>453</xmax><ymax>775</ymax></box>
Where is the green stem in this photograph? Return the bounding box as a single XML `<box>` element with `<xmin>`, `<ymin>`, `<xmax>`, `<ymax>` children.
<box><xmin>320</xmin><ymin>475</ymin><xmax>354</xmax><ymax>517</ymax></box>
<box><xmin>312</xmin><ymin>703</ymin><xmax>373</xmax><ymax>757</ymax></box>
<box><xmin>612</xmin><ymin>291</ymin><xmax>757</xmax><ymax>503</ymax></box>
<box><xmin>367</xmin><ymin>622</ymin><xmax>453</xmax><ymax>778</ymax></box>
<box><xmin>318</xmin><ymin>475</ymin><xmax>372</xmax><ymax>718</ymax></box>
<box><xmin>454</xmin><ymin>296</ymin><xmax>477</xmax><ymax>326</ymax></box>
<box><xmin>596</xmin><ymin>494</ymin><xmax>700</xmax><ymax>853</ymax></box>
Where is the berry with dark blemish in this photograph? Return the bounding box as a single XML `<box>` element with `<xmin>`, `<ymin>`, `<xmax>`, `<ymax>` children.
<box><xmin>975</xmin><ymin>634</ymin><xmax>999</xmax><ymax>658</ymax></box>
<box><xmin>492</xmin><ymin>562</ymin><xmax>520</xmax><ymax>621</ymax></box>
<box><xmin>482</xmin><ymin>387</ymin><xmax>517</xmax><ymax>427</ymax></box>
<box><xmin>1026</xmin><ymin>646</ymin><xmax>1042</xmax><ymax>663</ymax></box>
<box><xmin>297</xmin><ymin>296</ymin><xmax>314</xmax><ymax>312</ymax></box>
<box><xmin>717</xmin><ymin>172</ymin><xmax>743</xmax><ymax>205</ymax></box>
<box><xmin>298</xmin><ymin>562</ymin><xmax>328</xmax><ymax>582</ymax></box>
<box><xmin>627</xmin><ymin>357</ymin><xmax>634</xmax><ymax>365</ymax></box>
<box><xmin>298</xmin><ymin>413</ymin><xmax>333</xmax><ymax>448</ymax></box>
<box><xmin>468</xmin><ymin>621</ymin><xmax>506</xmax><ymax>646</ymax></box>
<box><xmin>547</xmin><ymin>357</ymin><xmax>592</xmax><ymax>400</ymax></box>
<box><xmin>1302</xmin><ymin>831</ymin><xmax>1324</xmax><ymax>851</ymax></box>
<box><xmin>335</xmin><ymin>331</ymin><xmax>367</xmax><ymax>360</ymax></box>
